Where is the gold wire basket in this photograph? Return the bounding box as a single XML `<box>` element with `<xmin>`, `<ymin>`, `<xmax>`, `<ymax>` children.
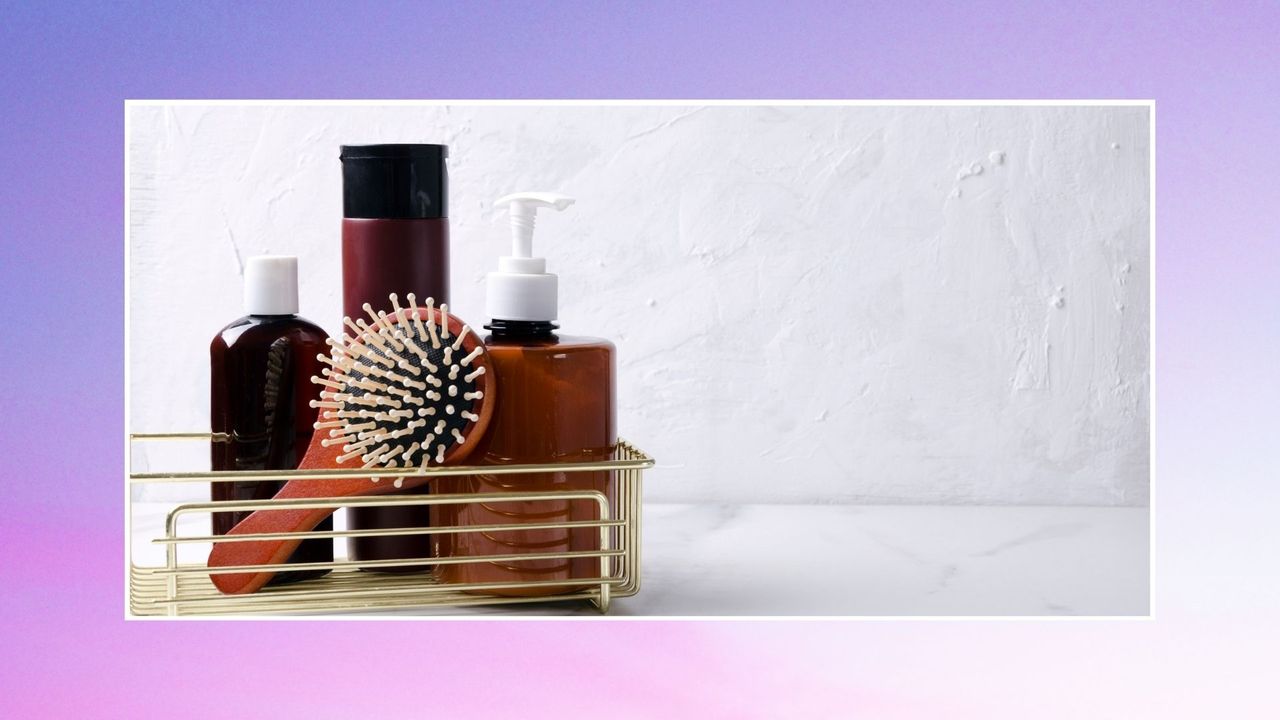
<box><xmin>127</xmin><ymin>433</ymin><xmax>652</xmax><ymax>617</ymax></box>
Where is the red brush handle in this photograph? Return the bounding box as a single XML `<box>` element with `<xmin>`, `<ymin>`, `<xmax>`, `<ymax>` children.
<box><xmin>207</xmin><ymin>434</ymin><xmax>428</xmax><ymax>595</ymax></box>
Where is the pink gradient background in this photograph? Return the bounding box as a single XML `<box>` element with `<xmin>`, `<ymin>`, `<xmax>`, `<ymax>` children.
<box><xmin>2</xmin><ymin>1</ymin><xmax>1276</xmax><ymax>717</ymax></box>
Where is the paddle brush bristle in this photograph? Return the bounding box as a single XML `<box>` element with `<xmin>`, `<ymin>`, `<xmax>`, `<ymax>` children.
<box><xmin>310</xmin><ymin>293</ymin><xmax>493</xmax><ymax>483</ymax></box>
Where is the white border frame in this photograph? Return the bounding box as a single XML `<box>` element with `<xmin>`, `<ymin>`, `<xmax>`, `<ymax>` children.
<box><xmin>124</xmin><ymin>99</ymin><xmax>1155</xmax><ymax>621</ymax></box>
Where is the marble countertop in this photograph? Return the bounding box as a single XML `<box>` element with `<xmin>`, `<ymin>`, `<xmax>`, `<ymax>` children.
<box><xmin>628</xmin><ymin>504</ymin><xmax>1148</xmax><ymax>617</ymax></box>
<box><xmin>130</xmin><ymin>503</ymin><xmax>1148</xmax><ymax>617</ymax></box>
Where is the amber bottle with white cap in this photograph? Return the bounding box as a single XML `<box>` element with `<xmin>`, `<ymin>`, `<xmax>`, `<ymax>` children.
<box><xmin>434</xmin><ymin>193</ymin><xmax>617</xmax><ymax>596</ymax></box>
<box><xmin>210</xmin><ymin>255</ymin><xmax>332</xmax><ymax>584</ymax></box>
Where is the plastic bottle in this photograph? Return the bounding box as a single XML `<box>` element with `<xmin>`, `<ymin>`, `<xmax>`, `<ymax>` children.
<box><xmin>434</xmin><ymin>193</ymin><xmax>617</xmax><ymax>596</ymax></box>
<box><xmin>339</xmin><ymin>143</ymin><xmax>449</xmax><ymax>570</ymax></box>
<box><xmin>210</xmin><ymin>255</ymin><xmax>332</xmax><ymax>584</ymax></box>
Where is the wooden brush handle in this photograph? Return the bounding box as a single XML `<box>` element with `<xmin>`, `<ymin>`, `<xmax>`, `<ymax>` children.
<box><xmin>207</xmin><ymin>492</ymin><xmax>339</xmax><ymax>595</ymax></box>
<box><xmin>207</xmin><ymin>433</ymin><xmax>423</xmax><ymax>595</ymax></box>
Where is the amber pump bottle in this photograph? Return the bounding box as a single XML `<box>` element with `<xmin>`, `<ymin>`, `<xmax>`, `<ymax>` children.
<box><xmin>210</xmin><ymin>255</ymin><xmax>331</xmax><ymax>584</ymax></box>
<box><xmin>435</xmin><ymin>193</ymin><xmax>617</xmax><ymax>596</ymax></box>
<box><xmin>340</xmin><ymin>144</ymin><xmax>449</xmax><ymax>570</ymax></box>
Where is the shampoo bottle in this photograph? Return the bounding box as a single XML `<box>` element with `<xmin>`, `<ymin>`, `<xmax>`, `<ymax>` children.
<box><xmin>210</xmin><ymin>255</ymin><xmax>332</xmax><ymax>584</ymax></box>
<box><xmin>339</xmin><ymin>144</ymin><xmax>449</xmax><ymax>570</ymax></box>
<box><xmin>434</xmin><ymin>193</ymin><xmax>617</xmax><ymax>596</ymax></box>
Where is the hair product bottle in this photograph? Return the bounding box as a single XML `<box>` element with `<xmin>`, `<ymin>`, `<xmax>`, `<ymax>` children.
<box><xmin>339</xmin><ymin>143</ymin><xmax>449</xmax><ymax>570</ymax></box>
<box><xmin>210</xmin><ymin>255</ymin><xmax>332</xmax><ymax>584</ymax></box>
<box><xmin>435</xmin><ymin>193</ymin><xmax>617</xmax><ymax>596</ymax></box>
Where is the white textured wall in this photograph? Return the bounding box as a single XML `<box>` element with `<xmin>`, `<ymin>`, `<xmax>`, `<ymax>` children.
<box><xmin>128</xmin><ymin>104</ymin><xmax>1150</xmax><ymax>506</ymax></box>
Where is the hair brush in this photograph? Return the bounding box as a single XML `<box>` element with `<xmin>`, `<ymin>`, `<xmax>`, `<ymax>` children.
<box><xmin>207</xmin><ymin>294</ymin><xmax>495</xmax><ymax>595</ymax></box>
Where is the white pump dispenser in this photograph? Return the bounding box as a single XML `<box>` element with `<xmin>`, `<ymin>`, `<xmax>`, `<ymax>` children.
<box><xmin>487</xmin><ymin>192</ymin><xmax>575</xmax><ymax>322</ymax></box>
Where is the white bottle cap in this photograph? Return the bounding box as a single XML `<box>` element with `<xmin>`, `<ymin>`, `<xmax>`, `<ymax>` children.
<box><xmin>487</xmin><ymin>192</ymin><xmax>575</xmax><ymax>322</ymax></box>
<box><xmin>244</xmin><ymin>255</ymin><xmax>299</xmax><ymax>316</ymax></box>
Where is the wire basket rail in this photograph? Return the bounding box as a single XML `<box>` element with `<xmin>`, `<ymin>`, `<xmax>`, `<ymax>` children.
<box><xmin>127</xmin><ymin>433</ymin><xmax>651</xmax><ymax>617</ymax></box>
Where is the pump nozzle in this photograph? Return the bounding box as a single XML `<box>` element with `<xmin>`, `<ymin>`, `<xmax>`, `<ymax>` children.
<box><xmin>495</xmin><ymin>191</ymin><xmax>573</xmax><ymax>259</ymax></box>
<box><xmin>487</xmin><ymin>192</ymin><xmax>575</xmax><ymax>322</ymax></box>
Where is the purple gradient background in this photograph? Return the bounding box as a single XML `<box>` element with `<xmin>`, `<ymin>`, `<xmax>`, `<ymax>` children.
<box><xmin>1</xmin><ymin>1</ymin><xmax>1276</xmax><ymax>716</ymax></box>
